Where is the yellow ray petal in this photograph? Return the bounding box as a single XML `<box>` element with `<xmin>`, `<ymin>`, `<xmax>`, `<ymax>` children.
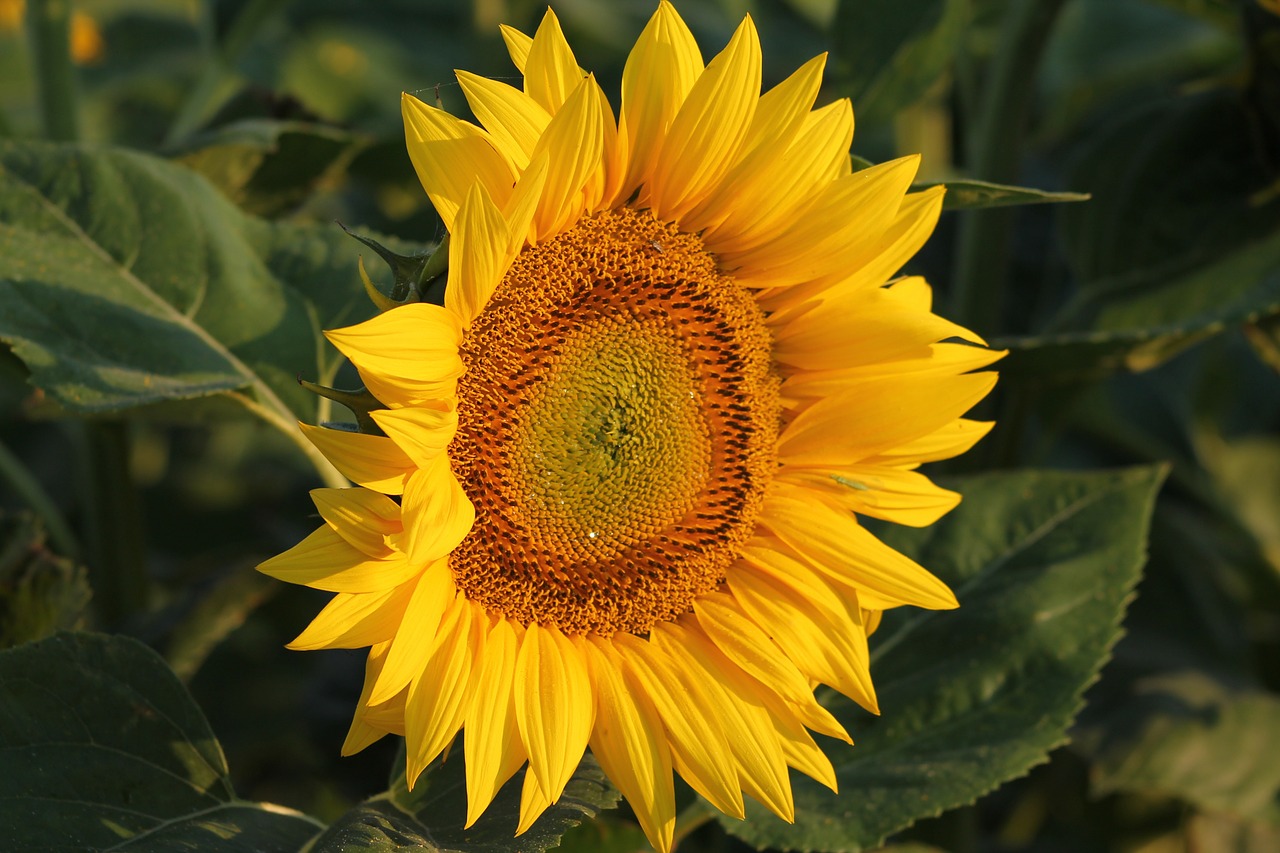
<box><xmin>866</xmin><ymin>418</ymin><xmax>995</xmax><ymax>466</ymax></box>
<box><xmin>503</xmin><ymin>153</ymin><xmax>550</xmax><ymax>256</ymax></box>
<box><xmin>342</xmin><ymin>641</ymin><xmax>394</xmax><ymax>756</ymax></box>
<box><xmin>692</xmin><ymin>592</ymin><xmax>814</xmax><ymax>708</ymax></box>
<box><xmin>310</xmin><ymin>487</ymin><xmax>401</xmax><ymax>557</ymax></box>
<box><xmin>761</xmin><ymin>489</ymin><xmax>958</xmax><ymax>611</ymax></box>
<box><xmin>500</xmin><ymin>24</ymin><xmax>532</xmax><ymax>72</ymax></box>
<box><xmin>370</xmin><ymin>402</ymin><xmax>458</xmax><ymax>470</ymax></box>
<box><xmin>325</xmin><ymin>303</ymin><xmax>463</xmax><ymax>383</ymax></box>
<box><xmin>734</xmin><ymin>545</ymin><xmax>877</xmax><ymax>712</ymax></box>
<box><xmin>681</xmin><ymin>52</ymin><xmax>825</xmax><ymax>234</ymax></box>
<box><xmin>401</xmin><ymin>92</ymin><xmax>515</xmax><ymax>230</ymax></box>
<box><xmin>648</xmin><ymin>15</ymin><xmax>761</xmax><ymax>222</ymax></box>
<box><xmin>456</xmin><ymin>70</ymin><xmax>550</xmax><ymax>171</ymax></box>
<box><xmin>405</xmin><ymin>598</ymin><xmax>480</xmax><ymax>787</ymax></box>
<box><xmin>726</xmin><ymin>155</ymin><xmax>920</xmax><ymax>288</ymax></box>
<box><xmin>584</xmin><ymin>639</ymin><xmax>676</xmax><ymax>853</ymax></box>
<box><xmin>368</xmin><ymin>560</ymin><xmax>455</xmax><ymax>705</ymax></box>
<box><xmin>776</xmin><ymin>465</ymin><xmax>962</xmax><ymax>528</ymax></box>
<box><xmin>443</xmin><ymin>183</ymin><xmax>512</xmax><ymax>329</ymax></box>
<box><xmin>653</xmin><ymin>623</ymin><xmax>794</xmax><ymax>823</ymax></box>
<box><xmin>778</xmin><ymin>371</ymin><xmax>998</xmax><ymax>467</ymax></box>
<box><xmin>702</xmin><ymin>98</ymin><xmax>853</xmax><ymax>254</ymax></box>
<box><xmin>287</xmin><ymin>581</ymin><xmax>414</xmax><ymax>651</ymax></box>
<box><xmin>514</xmin><ymin>624</ymin><xmax>595</xmax><ymax>804</ymax></box>
<box><xmin>464</xmin><ymin>618</ymin><xmax>528</xmax><ymax>828</ymax></box>
<box><xmin>770</xmin><ymin>708</ymin><xmax>838</xmax><ymax>793</ymax></box>
<box><xmin>516</xmin><ymin>768</ymin><xmax>552</xmax><ymax>836</ymax></box>
<box><xmin>618</xmin><ymin>0</ymin><xmax>703</xmax><ymax>202</ymax></box>
<box><xmin>257</xmin><ymin>524</ymin><xmax>417</xmax><ymax>593</ymax></box>
<box><xmin>527</xmin><ymin>76</ymin><xmax>604</xmax><ymax>240</ymax></box>
<box><xmin>524</xmin><ymin>8</ymin><xmax>584</xmax><ymax>113</ymax></box>
<box><xmin>394</xmin><ymin>454</ymin><xmax>475</xmax><ymax>565</ymax></box>
<box><xmin>613</xmin><ymin>633</ymin><xmax>745</xmax><ymax>819</ymax></box>
<box><xmin>300</xmin><ymin>424</ymin><xmax>414</xmax><ymax>495</ymax></box>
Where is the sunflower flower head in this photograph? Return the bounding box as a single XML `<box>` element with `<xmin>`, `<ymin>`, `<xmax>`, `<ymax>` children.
<box><xmin>259</xmin><ymin>4</ymin><xmax>1001</xmax><ymax>850</ymax></box>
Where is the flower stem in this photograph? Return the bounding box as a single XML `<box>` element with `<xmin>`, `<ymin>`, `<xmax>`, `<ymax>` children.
<box><xmin>24</xmin><ymin>0</ymin><xmax>79</xmax><ymax>141</ymax></box>
<box><xmin>77</xmin><ymin>421</ymin><xmax>149</xmax><ymax>629</ymax></box>
<box><xmin>949</xmin><ymin>0</ymin><xmax>1070</xmax><ymax>334</ymax></box>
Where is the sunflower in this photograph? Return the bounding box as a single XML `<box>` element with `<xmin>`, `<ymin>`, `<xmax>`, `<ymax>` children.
<box><xmin>259</xmin><ymin>3</ymin><xmax>1000</xmax><ymax>850</ymax></box>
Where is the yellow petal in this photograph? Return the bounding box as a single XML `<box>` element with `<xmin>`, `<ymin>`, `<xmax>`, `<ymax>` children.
<box><xmin>257</xmin><ymin>524</ymin><xmax>417</xmax><ymax>593</ymax></box>
<box><xmin>702</xmin><ymin>98</ymin><xmax>853</xmax><ymax>254</ymax></box>
<box><xmin>528</xmin><ymin>76</ymin><xmax>604</xmax><ymax>240</ymax></box>
<box><xmin>401</xmin><ymin>92</ymin><xmax>515</xmax><ymax>230</ymax></box>
<box><xmin>730</xmin><ymin>551</ymin><xmax>877</xmax><ymax>713</ymax></box>
<box><xmin>342</xmin><ymin>641</ymin><xmax>395</xmax><ymax>756</ymax></box>
<box><xmin>648</xmin><ymin>15</ymin><xmax>761</xmax><ymax>221</ymax></box>
<box><xmin>514</xmin><ymin>623</ymin><xmax>595</xmax><ymax>804</ymax></box>
<box><xmin>500</xmin><ymin>24</ymin><xmax>532</xmax><ymax>72</ymax></box>
<box><xmin>653</xmin><ymin>623</ymin><xmax>794</xmax><ymax>823</ymax></box>
<box><xmin>405</xmin><ymin>597</ymin><xmax>480</xmax><ymax>787</ymax></box>
<box><xmin>778</xmin><ymin>371</ymin><xmax>998</xmax><ymax>467</ymax></box>
<box><xmin>368</xmin><ymin>560</ymin><xmax>455</xmax><ymax>705</ymax></box>
<box><xmin>444</xmin><ymin>181</ymin><xmax>513</xmax><ymax>329</ymax></box>
<box><xmin>692</xmin><ymin>592</ymin><xmax>814</xmax><ymax>708</ymax></box>
<box><xmin>761</xmin><ymin>488</ymin><xmax>958</xmax><ymax>611</ymax></box>
<box><xmin>516</xmin><ymin>768</ymin><xmax>552</xmax><ymax>836</ymax></box>
<box><xmin>370</xmin><ymin>402</ymin><xmax>458</xmax><ymax>470</ymax></box>
<box><xmin>618</xmin><ymin>0</ymin><xmax>703</xmax><ymax>201</ymax></box>
<box><xmin>867</xmin><ymin>418</ymin><xmax>995</xmax><ymax>466</ymax></box>
<box><xmin>325</xmin><ymin>302</ymin><xmax>463</xmax><ymax>383</ymax></box>
<box><xmin>584</xmin><ymin>639</ymin><xmax>676</xmax><ymax>853</ymax></box>
<box><xmin>287</xmin><ymin>581</ymin><xmax>414</xmax><ymax>651</ymax></box>
<box><xmin>777</xmin><ymin>465</ymin><xmax>962</xmax><ymax>528</ymax></box>
<box><xmin>503</xmin><ymin>153</ymin><xmax>550</xmax><ymax>256</ymax></box>
<box><xmin>770</xmin><ymin>707</ymin><xmax>838</xmax><ymax>793</ymax></box>
<box><xmin>464</xmin><ymin>618</ymin><xmax>528</xmax><ymax>828</ymax></box>
<box><xmin>456</xmin><ymin>69</ymin><xmax>550</xmax><ymax>171</ymax></box>
<box><xmin>523</xmin><ymin>8</ymin><xmax>584</xmax><ymax>113</ymax></box>
<box><xmin>394</xmin><ymin>454</ymin><xmax>475</xmax><ymax>566</ymax></box>
<box><xmin>613</xmin><ymin>633</ymin><xmax>745</xmax><ymax>819</ymax></box>
<box><xmin>300</xmin><ymin>424</ymin><xmax>414</xmax><ymax>495</ymax></box>
<box><xmin>311</xmin><ymin>487</ymin><xmax>401</xmax><ymax>557</ymax></box>
<box><xmin>681</xmin><ymin>52</ymin><xmax>826</xmax><ymax>234</ymax></box>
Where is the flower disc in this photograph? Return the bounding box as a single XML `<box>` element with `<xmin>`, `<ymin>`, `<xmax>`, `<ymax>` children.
<box><xmin>451</xmin><ymin>209</ymin><xmax>779</xmax><ymax>635</ymax></box>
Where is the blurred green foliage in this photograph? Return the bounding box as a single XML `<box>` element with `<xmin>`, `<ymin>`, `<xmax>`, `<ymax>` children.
<box><xmin>1</xmin><ymin>0</ymin><xmax>1279</xmax><ymax>851</ymax></box>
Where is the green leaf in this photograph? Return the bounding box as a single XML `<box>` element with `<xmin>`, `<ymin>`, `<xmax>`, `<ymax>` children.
<box><xmin>0</xmin><ymin>513</ymin><xmax>90</xmax><ymax>649</ymax></box>
<box><xmin>923</xmin><ymin>178</ymin><xmax>1090</xmax><ymax>210</ymax></box>
<box><xmin>993</xmin><ymin>229</ymin><xmax>1280</xmax><ymax>378</ymax></box>
<box><xmin>0</xmin><ymin>631</ymin><xmax>323</xmax><ymax>851</ymax></box>
<box><xmin>831</xmin><ymin>0</ymin><xmax>966</xmax><ymax>124</ymax></box>
<box><xmin>313</xmin><ymin>747</ymin><xmax>619</xmax><ymax>853</ymax></box>
<box><xmin>172</xmin><ymin>119</ymin><xmax>369</xmax><ymax>217</ymax></box>
<box><xmin>1077</xmin><ymin>670</ymin><xmax>1280</xmax><ymax>822</ymax></box>
<box><xmin>724</xmin><ymin>467</ymin><xmax>1165</xmax><ymax>851</ymax></box>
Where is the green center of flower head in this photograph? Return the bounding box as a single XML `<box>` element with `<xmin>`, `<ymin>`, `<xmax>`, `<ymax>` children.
<box><xmin>451</xmin><ymin>208</ymin><xmax>780</xmax><ymax>635</ymax></box>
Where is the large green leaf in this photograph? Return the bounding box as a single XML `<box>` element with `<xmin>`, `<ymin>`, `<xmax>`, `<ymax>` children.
<box><xmin>312</xmin><ymin>745</ymin><xmax>619</xmax><ymax>852</ymax></box>
<box><xmin>0</xmin><ymin>632</ymin><xmax>323</xmax><ymax>851</ymax></box>
<box><xmin>0</xmin><ymin>141</ymin><xmax>428</xmax><ymax>478</ymax></box>
<box><xmin>831</xmin><ymin>0</ymin><xmax>966</xmax><ymax>124</ymax></box>
<box><xmin>724</xmin><ymin>467</ymin><xmax>1165</xmax><ymax>851</ymax></box>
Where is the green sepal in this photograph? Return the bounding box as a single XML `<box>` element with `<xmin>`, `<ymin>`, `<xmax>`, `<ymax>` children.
<box><xmin>298</xmin><ymin>379</ymin><xmax>385</xmax><ymax>435</ymax></box>
<box><xmin>338</xmin><ymin>223</ymin><xmax>446</xmax><ymax>304</ymax></box>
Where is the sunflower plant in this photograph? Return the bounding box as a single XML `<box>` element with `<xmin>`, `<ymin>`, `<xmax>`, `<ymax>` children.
<box><xmin>2</xmin><ymin>1</ymin><xmax>1277</xmax><ymax>852</ymax></box>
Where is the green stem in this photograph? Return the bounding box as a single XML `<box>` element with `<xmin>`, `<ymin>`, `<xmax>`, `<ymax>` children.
<box><xmin>25</xmin><ymin>0</ymin><xmax>79</xmax><ymax>141</ymax></box>
<box><xmin>949</xmin><ymin>0</ymin><xmax>1071</xmax><ymax>334</ymax></box>
<box><xmin>0</xmin><ymin>438</ymin><xmax>81</xmax><ymax>559</ymax></box>
<box><xmin>78</xmin><ymin>421</ymin><xmax>148</xmax><ymax>628</ymax></box>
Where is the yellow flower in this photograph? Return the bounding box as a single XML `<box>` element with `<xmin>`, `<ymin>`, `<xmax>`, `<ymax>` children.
<box><xmin>260</xmin><ymin>3</ymin><xmax>1000</xmax><ymax>850</ymax></box>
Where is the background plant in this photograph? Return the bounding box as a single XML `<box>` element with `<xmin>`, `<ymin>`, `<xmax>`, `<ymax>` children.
<box><xmin>0</xmin><ymin>0</ymin><xmax>1277</xmax><ymax>851</ymax></box>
